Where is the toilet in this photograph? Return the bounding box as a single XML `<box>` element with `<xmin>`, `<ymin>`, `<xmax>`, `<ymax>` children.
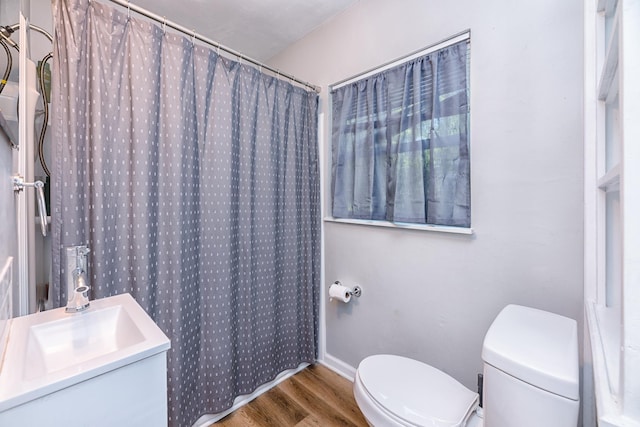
<box><xmin>353</xmin><ymin>305</ymin><xmax>579</xmax><ymax>427</ymax></box>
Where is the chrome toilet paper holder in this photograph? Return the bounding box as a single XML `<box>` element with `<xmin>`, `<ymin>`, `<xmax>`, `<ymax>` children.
<box><xmin>333</xmin><ymin>281</ymin><xmax>362</xmax><ymax>298</ymax></box>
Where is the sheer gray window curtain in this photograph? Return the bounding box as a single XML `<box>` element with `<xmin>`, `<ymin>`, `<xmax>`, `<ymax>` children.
<box><xmin>51</xmin><ymin>0</ymin><xmax>320</xmax><ymax>425</ymax></box>
<box><xmin>331</xmin><ymin>40</ymin><xmax>470</xmax><ymax>227</ymax></box>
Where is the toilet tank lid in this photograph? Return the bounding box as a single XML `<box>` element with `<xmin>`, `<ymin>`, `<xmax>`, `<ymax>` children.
<box><xmin>482</xmin><ymin>305</ymin><xmax>579</xmax><ymax>400</ymax></box>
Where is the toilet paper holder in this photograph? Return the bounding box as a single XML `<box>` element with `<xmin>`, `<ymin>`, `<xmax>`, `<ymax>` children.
<box><xmin>332</xmin><ymin>281</ymin><xmax>362</xmax><ymax>298</ymax></box>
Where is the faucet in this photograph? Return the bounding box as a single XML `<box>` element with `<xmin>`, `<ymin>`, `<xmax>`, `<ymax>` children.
<box><xmin>65</xmin><ymin>245</ymin><xmax>91</xmax><ymax>313</ymax></box>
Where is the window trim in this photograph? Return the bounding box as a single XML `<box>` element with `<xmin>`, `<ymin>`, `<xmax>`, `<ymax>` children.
<box><xmin>328</xmin><ymin>31</ymin><xmax>471</xmax><ymax>230</ymax></box>
<box><xmin>323</xmin><ymin>216</ymin><xmax>474</xmax><ymax>235</ymax></box>
<box><xmin>585</xmin><ymin>0</ymin><xmax>640</xmax><ymax>425</ymax></box>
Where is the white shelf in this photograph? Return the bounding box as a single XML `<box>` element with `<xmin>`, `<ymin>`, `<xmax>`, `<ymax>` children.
<box><xmin>598</xmin><ymin>163</ymin><xmax>621</xmax><ymax>191</ymax></box>
<box><xmin>598</xmin><ymin>4</ymin><xmax>619</xmax><ymax>101</ymax></box>
<box><xmin>597</xmin><ymin>0</ymin><xmax>618</xmax><ymax>15</ymax></box>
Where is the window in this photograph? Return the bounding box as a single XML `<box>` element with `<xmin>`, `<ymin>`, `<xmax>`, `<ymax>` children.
<box><xmin>585</xmin><ymin>0</ymin><xmax>640</xmax><ymax>424</ymax></box>
<box><xmin>330</xmin><ymin>33</ymin><xmax>470</xmax><ymax>229</ymax></box>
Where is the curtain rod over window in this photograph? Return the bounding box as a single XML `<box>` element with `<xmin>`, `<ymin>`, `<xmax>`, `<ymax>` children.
<box><xmin>106</xmin><ymin>0</ymin><xmax>321</xmax><ymax>93</ymax></box>
<box><xmin>331</xmin><ymin>30</ymin><xmax>470</xmax><ymax>91</ymax></box>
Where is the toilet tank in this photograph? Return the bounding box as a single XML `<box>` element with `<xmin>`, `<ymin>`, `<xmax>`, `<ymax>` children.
<box><xmin>481</xmin><ymin>305</ymin><xmax>579</xmax><ymax>427</ymax></box>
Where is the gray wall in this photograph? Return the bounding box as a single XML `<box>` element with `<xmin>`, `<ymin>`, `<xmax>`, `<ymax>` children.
<box><xmin>269</xmin><ymin>0</ymin><xmax>584</xmax><ymax>391</ymax></box>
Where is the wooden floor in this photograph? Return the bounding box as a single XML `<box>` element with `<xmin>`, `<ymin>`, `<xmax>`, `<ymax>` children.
<box><xmin>214</xmin><ymin>364</ymin><xmax>369</xmax><ymax>427</ymax></box>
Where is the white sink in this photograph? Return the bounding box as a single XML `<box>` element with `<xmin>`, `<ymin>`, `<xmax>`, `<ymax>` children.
<box><xmin>0</xmin><ymin>293</ymin><xmax>170</xmax><ymax>412</ymax></box>
<box><xmin>24</xmin><ymin>304</ymin><xmax>145</xmax><ymax>380</ymax></box>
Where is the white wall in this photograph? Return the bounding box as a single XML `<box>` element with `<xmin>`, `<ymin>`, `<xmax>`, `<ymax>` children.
<box><xmin>269</xmin><ymin>0</ymin><xmax>584</xmax><ymax>396</ymax></box>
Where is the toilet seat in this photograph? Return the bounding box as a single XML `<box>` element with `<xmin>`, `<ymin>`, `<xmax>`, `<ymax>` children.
<box><xmin>355</xmin><ymin>354</ymin><xmax>479</xmax><ymax>427</ymax></box>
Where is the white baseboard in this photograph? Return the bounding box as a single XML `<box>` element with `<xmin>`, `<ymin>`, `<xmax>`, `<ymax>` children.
<box><xmin>192</xmin><ymin>362</ymin><xmax>310</xmax><ymax>427</ymax></box>
<box><xmin>319</xmin><ymin>352</ymin><xmax>357</xmax><ymax>382</ymax></box>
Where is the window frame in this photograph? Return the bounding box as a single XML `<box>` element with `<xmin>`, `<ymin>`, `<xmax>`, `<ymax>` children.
<box><xmin>327</xmin><ymin>31</ymin><xmax>472</xmax><ymax>234</ymax></box>
<box><xmin>584</xmin><ymin>0</ymin><xmax>640</xmax><ymax>425</ymax></box>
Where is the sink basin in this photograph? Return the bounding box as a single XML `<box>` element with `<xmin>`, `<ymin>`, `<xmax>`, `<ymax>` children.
<box><xmin>0</xmin><ymin>293</ymin><xmax>170</xmax><ymax>412</ymax></box>
<box><xmin>24</xmin><ymin>304</ymin><xmax>145</xmax><ymax>380</ymax></box>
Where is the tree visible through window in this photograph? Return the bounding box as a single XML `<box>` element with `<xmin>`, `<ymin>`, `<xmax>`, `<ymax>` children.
<box><xmin>331</xmin><ymin>37</ymin><xmax>470</xmax><ymax>228</ymax></box>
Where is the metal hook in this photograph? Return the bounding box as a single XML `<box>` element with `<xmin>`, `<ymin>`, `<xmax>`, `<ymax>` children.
<box><xmin>12</xmin><ymin>174</ymin><xmax>48</xmax><ymax>237</ymax></box>
<box><xmin>191</xmin><ymin>29</ymin><xmax>196</xmax><ymax>44</ymax></box>
<box><xmin>216</xmin><ymin>43</ymin><xmax>221</xmax><ymax>55</ymax></box>
<box><xmin>127</xmin><ymin>1</ymin><xmax>131</xmax><ymax>19</ymax></box>
<box><xmin>162</xmin><ymin>16</ymin><xmax>167</xmax><ymax>33</ymax></box>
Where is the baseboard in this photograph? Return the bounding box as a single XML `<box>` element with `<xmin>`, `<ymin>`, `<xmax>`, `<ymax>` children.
<box><xmin>192</xmin><ymin>362</ymin><xmax>310</xmax><ymax>427</ymax></box>
<box><xmin>319</xmin><ymin>352</ymin><xmax>357</xmax><ymax>382</ymax></box>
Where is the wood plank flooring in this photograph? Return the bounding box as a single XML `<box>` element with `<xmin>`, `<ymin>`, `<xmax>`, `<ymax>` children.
<box><xmin>214</xmin><ymin>364</ymin><xmax>369</xmax><ymax>427</ymax></box>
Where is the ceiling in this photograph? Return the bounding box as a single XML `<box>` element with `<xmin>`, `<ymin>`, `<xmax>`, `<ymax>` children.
<box><xmin>130</xmin><ymin>0</ymin><xmax>358</xmax><ymax>62</ymax></box>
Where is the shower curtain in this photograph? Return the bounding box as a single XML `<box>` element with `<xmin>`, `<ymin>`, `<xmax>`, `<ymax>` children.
<box><xmin>50</xmin><ymin>0</ymin><xmax>320</xmax><ymax>424</ymax></box>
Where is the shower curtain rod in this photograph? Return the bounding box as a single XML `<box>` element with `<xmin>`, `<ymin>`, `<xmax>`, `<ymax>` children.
<box><xmin>106</xmin><ymin>0</ymin><xmax>321</xmax><ymax>93</ymax></box>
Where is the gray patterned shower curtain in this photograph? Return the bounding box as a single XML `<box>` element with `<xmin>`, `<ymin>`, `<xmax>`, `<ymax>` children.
<box><xmin>50</xmin><ymin>0</ymin><xmax>320</xmax><ymax>424</ymax></box>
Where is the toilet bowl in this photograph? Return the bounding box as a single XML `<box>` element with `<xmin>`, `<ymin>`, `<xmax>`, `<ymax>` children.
<box><xmin>354</xmin><ymin>354</ymin><xmax>483</xmax><ymax>427</ymax></box>
<box><xmin>353</xmin><ymin>305</ymin><xmax>579</xmax><ymax>427</ymax></box>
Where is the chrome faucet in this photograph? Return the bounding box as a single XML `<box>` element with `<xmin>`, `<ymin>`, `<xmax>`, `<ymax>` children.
<box><xmin>65</xmin><ymin>245</ymin><xmax>91</xmax><ymax>313</ymax></box>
